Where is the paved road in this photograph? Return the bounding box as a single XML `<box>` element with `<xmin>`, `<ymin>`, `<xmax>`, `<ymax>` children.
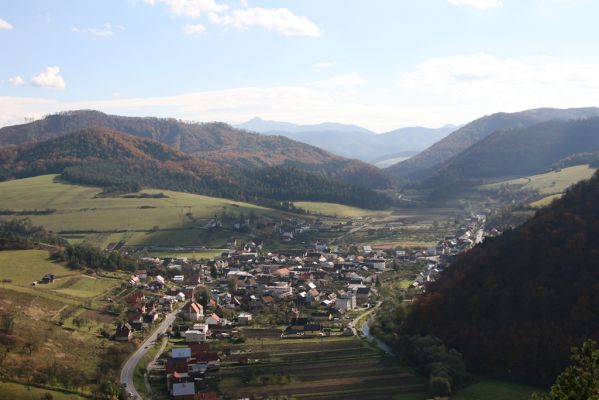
<box><xmin>120</xmin><ymin>309</ymin><xmax>179</xmax><ymax>399</ymax></box>
<box><xmin>347</xmin><ymin>301</ymin><xmax>381</xmax><ymax>336</ymax></box>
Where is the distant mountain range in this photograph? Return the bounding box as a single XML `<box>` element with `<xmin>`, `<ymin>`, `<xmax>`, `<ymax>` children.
<box><xmin>0</xmin><ymin>127</ymin><xmax>394</xmax><ymax>209</ymax></box>
<box><xmin>236</xmin><ymin>117</ymin><xmax>456</xmax><ymax>165</ymax></box>
<box><xmin>387</xmin><ymin>107</ymin><xmax>599</xmax><ymax>180</ymax></box>
<box><xmin>403</xmin><ymin>169</ymin><xmax>599</xmax><ymax>382</ymax></box>
<box><xmin>0</xmin><ymin>110</ymin><xmax>396</xmax><ymax>192</ymax></box>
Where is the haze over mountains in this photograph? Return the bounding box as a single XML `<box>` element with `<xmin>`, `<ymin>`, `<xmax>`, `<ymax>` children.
<box><xmin>387</xmin><ymin>107</ymin><xmax>599</xmax><ymax>181</ymax></box>
<box><xmin>236</xmin><ymin>117</ymin><xmax>456</xmax><ymax>166</ymax></box>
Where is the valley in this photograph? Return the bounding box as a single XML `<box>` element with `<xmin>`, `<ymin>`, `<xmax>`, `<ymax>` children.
<box><xmin>1</xmin><ymin>108</ymin><xmax>599</xmax><ymax>400</ymax></box>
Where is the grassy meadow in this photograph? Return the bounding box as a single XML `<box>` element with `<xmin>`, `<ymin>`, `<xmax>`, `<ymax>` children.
<box><xmin>0</xmin><ymin>174</ymin><xmax>283</xmax><ymax>247</ymax></box>
<box><xmin>482</xmin><ymin>165</ymin><xmax>596</xmax><ymax>195</ymax></box>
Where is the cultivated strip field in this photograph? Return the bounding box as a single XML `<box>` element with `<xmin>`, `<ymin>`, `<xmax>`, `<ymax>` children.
<box><xmin>215</xmin><ymin>333</ymin><xmax>430</xmax><ymax>400</ymax></box>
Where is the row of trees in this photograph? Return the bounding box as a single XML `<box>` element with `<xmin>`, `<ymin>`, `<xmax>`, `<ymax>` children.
<box><xmin>0</xmin><ymin>219</ymin><xmax>66</xmax><ymax>250</ymax></box>
<box><xmin>51</xmin><ymin>243</ymin><xmax>138</xmax><ymax>272</ymax></box>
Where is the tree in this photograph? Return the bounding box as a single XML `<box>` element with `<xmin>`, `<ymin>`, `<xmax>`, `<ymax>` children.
<box><xmin>533</xmin><ymin>340</ymin><xmax>599</xmax><ymax>400</ymax></box>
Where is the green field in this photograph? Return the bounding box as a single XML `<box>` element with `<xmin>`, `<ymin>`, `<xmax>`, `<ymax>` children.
<box><xmin>0</xmin><ymin>174</ymin><xmax>284</xmax><ymax>247</ymax></box>
<box><xmin>530</xmin><ymin>193</ymin><xmax>562</xmax><ymax>208</ymax></box>
<box><xmin>482</xmin><ymin>165</ymin><xmax>596</xmax><ymax>195</ymax></box>
<box><xmin>294</xmin><ymin>201</ymin><xmax>388</xmax><ymax>218</ymax></box>
<box><xmin>0</xmin><ymin>382</ymin><xmax>85</xmax><ymax>400</ymax></box>
<box><xmin>453</xmin><ymin>377</ymin><xmax>540</xmax><ymax>400</ymax></box>
<box><xmin>0</xmin><ymin>249</ymin><xmax>119</xmax><ymax>299</ymax></box>
<box><xmin>0</xmin><ymin>249</ymin><xmax>73</xmax><ymax>285</ymax></box>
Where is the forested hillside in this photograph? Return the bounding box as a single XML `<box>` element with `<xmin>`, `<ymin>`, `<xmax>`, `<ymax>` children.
<box><xmin>401</xmin><ymin>171</ymin><xmax>599</xmax><ymax>382</ymax></box>
<box><xmin>387</xmin><ymin>107</ymin><xmax>599</xmax><ymax>180</ymax></box>
<box><xmin>0</xmin><ymin>128</ymin><xmax>394</xmax><ymax>209</ymax></box>
<box><xmin>0</xmin><ymin>110</ymin><xmax>395</xmax><ymax>190</ymax></box>
<box><xmin>427</xmin><ymin>118</ymin><xmax>599</xmax><ymax>184</ymax></box>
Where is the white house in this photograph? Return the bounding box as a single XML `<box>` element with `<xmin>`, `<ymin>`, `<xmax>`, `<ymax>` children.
<box><xmin>184</xmin><ymin>324</ymin><xmax>209</xmax><ymax>343</ymax></box>
<box><xmin>237</xmin><ymin>312</ymin><xmax>252</xmax><ymax>325</ymax></box>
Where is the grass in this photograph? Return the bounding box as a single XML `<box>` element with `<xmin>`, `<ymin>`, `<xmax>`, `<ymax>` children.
<box><xmin>530</xmin><ymin>193</ymin><xmax>562</xmax><ymax>208</ymax></box>
<box><xmin>453</xmin><ymin>377</ymin><xmax>540</xmax><ymax>400</ymax></box>
<box><xmin>0</xmin><ymin>249</ymin><xmax>73</xmax><ymax>285</ymax></box>
<box><xmin>0</xmin><ymin>382</ymin><xmax>86</xmax><ymax>400</ymax></box>
<box><xmin>0</xmin><ymin>174</ymin><xmax>285</xmax><ymax>246</ymax></box>
<box><xmin>482</xmin><ymin>165</ymin><xmax>596</xmax><ymax>195</ymax></box>
<box><xmin>0</xmin><ymin>249</ymin><xmax>119</xmax><ymax>299</ymax></box>
<box><xmin>54</xmin><ymin>276</ymin><xmax>119</xmax><ymax>298</ymax></box>
<box><xmin>294</xmin><ymin>201</ymin><xmax>389</xmax><ymax>218</ymax></box>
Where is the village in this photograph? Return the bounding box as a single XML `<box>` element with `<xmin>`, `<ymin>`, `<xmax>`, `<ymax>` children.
<box><xmin>106</xmin><ymin>213</ymin><xmax>489</xmax><ymax>399</ymax></box>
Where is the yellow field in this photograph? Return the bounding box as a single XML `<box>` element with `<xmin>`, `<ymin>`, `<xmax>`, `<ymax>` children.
<box><xmin>294</xmin><ymin>201</ymin><xmax>389</xmax><ymax>218</ymax></box>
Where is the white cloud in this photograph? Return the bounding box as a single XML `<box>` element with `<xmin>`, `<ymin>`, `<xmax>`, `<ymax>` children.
<box><xmin>210</xmin><ymin>7</ymin><xmax>320</xmax><ymax>37</ymax></box>
<box><xmin>446</xmin><ymin>0</ymin><xmax>503</xmax><ymax>10</ymax></box>
<box><xmin>72</xmin><ymin>23</ymin><xmax>115</xmax><ymax>37</ymax></box>
<box><xmin>399</xmin><ymin>53</ymin><xmax>599</xmax><ymax>117</ymax></box>
<box><xmin>145</xmin><ymin>0</ymin><xmax>228</xmax><ymax>18</ymax></box>
<box><xmin>330</xmin><ymin>73</ymin><xmax>366</xmax><ymax>86</ymax></box>
<box><xmin>31</xmin><ymin>66</ymin><xmax>66</xmax><ymax>90</ymax></box>
<box><xmin>8</xmin><ymin>76</ymin><xmax>25</xmax><ymax>86</ymax></box>
<box><xmin>183</xmin><ymin>23</ymin><xmax>206</xmax><ymax>34</ymax></box>
<box><xmin>313</xmin><ymin>61</ymin><xmax>339</xmax><ymax>69</ymax></box>
<box><xmin>0</xmin><ymin>17</ymin><xmax>13</xmax><ymax>30</ymax></box>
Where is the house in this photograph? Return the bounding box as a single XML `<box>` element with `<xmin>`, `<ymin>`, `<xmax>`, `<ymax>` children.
<box><xmin>237</xmin><ymin>312</ymin><xmax>252</xmax><ymax>325</ymax></box>
<box><xmin>335</xmin><ymin>294</ymin><xmax>356</xmax><ymax>312</ymax></box>
<box><xmin>355</xmin><ymin>287</ymin><xmax>370</xmax><ymax>301</ymax></box>
<box><xmin>187</xmin><ymin>273</ymin><xmax>201</xmax><ymax>285</ymax></box>
<box><xmin>205</xmin><ymin>313</ymin><xmax>222</xmax><ymax>327</ymax></box>
<box><xmin>127</xmin><ymin>311</ymin><xmax>144</xmax><ymax>331</ymax></box>
<box><xmin>40</xmin><ymin>274</ymin><xmax>55</xmax><ymax>284</ymax></box>
<box><xmin>311</xmin><ymin>311</ymin><xmax>332</xmax><ymax>321</ymax></box>
<box><xmin>115</xmin><ymin>323</ymin><xmax>133</xmax><ymax>341</ymax></box>
<box><xmin>181</xmin><ymin>302</ymin><xmax>204</xmax><ymax>321</ymax></box>
<box><xmin>155</xmin><ymin>275</ymin><xmax>166</xmax><ymax>286</ymax></box>
<box><xmin>172</xmin><ymin>347</ymin><xmax>192</xmax><ymax>359</ymax></box>
<box><xmin>363</xmin><ymin>245</ymin><xmax>373</xmax><ymax>254</ymax></box>
<box><xmin>127</xmin><ymin>275</ymin><xmax>140</xmax><ymax>287</ymax></box>
<box><xmin>135</xmin><ymin>269</ymin><xmax>148</xmax><ymax>280</ymax></box>
<box><xmin>171</xmin><ymin>382</ymin><xmax>195</xmax><ymax>397</ymax></box>
<box><xmin>173</xmin><ymin>275</ymin><xmax>185</xmax><ymax>283</ymax></box>
<box><xmin>124</xmin><ymin>291</ymin><xmax>145</xmax><ymax>305</ymax></box>
<box><xmin>185</xmin><ymin>324</ymin><xmax>209</xmax><ymax>343</ymax></box>
<box><xmin>281</xmin><ymin>232</ymin><xmax>294</xmax><ymax>242</ymax></box>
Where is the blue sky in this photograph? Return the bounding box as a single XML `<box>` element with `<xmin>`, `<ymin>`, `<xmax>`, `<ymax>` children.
<box><xmin>1</xmin><ymin>0</ymin><xmax>599</xmax><ymax>131</ymax></box>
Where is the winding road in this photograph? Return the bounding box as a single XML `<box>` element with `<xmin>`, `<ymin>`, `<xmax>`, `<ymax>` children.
<box><xmin>120</xmin><ymin>308</ymin><xmax>179</xmax><ymax>399</ymax></box>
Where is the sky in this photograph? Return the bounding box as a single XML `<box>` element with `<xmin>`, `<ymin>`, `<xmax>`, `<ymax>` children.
<box><xmin>1</xmin><ymin>0</ymin><xmax>599</xmax><ymax>132</ymax></box>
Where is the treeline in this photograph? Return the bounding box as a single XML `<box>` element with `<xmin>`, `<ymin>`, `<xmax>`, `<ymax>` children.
<box><xmin>401</xmin><ymin>170</ymin><xmax>599</xmax><ymax>383</ymax></box>
<box><xmin>51</xmin><ymin>243</ymin><xmax>138</xmax><ymax>272</ymax></box>
<box><xmin>0</xmin><ymin>219</ymin><xmax>67</xmax><ymax>250</ymax></box>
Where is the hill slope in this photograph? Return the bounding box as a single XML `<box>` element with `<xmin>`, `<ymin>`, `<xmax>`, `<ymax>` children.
<box><xmin>237</xmin><ymin>117</ymin><xmax>454</xmax><ymax>164</ymax></box>
<box><xmin>387</xmin><ymin>107</ymin><xmax>599</xmax><ymax>180</ymax></box>
<box><xmin>0</xmin><ymin>128</ymin><xmax>394</xmax><ymax>209</ymax></box>
<box><xmin>0</xmin><ymin>110</ymin><xmax>394</xmax><ymax>190</ymax></box>
<box><xmin>402</xmin><ymin>170</ymin><xmax>599</xmax><ymax>382</ymax></box>
<box><xmin>426</xmin><ymin>118</ymin><xmax>599</xmax><ymax>187</ymax></box>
